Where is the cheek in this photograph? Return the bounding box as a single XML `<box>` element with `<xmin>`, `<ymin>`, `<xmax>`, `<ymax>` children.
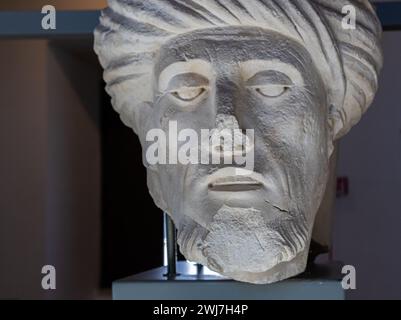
<box><xmin>249</xmin><ymin>91</ymin><xmax>329</xmax><ymax>168</ymax></box>
<box><xmin>155</xmin><ymin>96</ymin><xmax>215</xmax><ymax>132</ymax></box>
<box><xmin>248</xmin><ymin>88</ymin><xmax>325</xmax><ymax>137</ymax></box>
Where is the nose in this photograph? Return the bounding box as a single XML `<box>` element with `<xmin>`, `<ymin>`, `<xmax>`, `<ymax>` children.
<box><xmin>208</xmin><ymin>78</ymin><xmax>254</xmax><ymax>161</ymax></box>
<box><xmin>209</xmin><ymin>114</ymin><xmax>254</xmax><ymax>159</ymax></box>
<box><xmin>214</xmin><ymin>79</ymin><xmax>238</xmax><ymax>116</ymax></box>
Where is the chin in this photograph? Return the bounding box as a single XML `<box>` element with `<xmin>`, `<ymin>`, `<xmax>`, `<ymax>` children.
<box><xmin>176</xmin><ymin>205</ymin><xmax>312</xmax><ymax>284</ymax></box>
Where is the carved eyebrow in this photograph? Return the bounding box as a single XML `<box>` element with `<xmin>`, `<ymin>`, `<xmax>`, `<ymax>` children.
<box><xmin>159</xmin><ymin>60</ymin><xmax>213</xmax><ymax>92</ymax></box>
<box><xmin>240</xmin><ymin>60</ymin><xmax>304</xmax><ymax>86</ymax></box>
<box><xmin>165</xmin><ymin>73</ymin><xmax>209</xmax><ymax>92</ymax></box>
<box><xmin>246</xmin><ymin>70</ymin><xmax>293</xmax><ymax>87</ymax></box>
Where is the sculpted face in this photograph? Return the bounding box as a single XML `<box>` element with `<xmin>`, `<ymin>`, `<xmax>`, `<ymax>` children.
<box><xmin>139</xmin><ymin>27</ymin><xmax>331</xmax><ymax>283</ymax></box>
<box><xmin>95</xmin><ymin>0</ymin><xmax>382</xmax><ymax>285</ymax></box>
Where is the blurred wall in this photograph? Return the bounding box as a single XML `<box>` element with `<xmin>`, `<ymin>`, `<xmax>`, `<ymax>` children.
<box><xmin>46</xmin><ymin>42</ymin><xmax>102</xmax><ymax>299</ymax></box>
<box><xmin>0</xmin><ymin>0</ymin><xmax>106</xmax><ymax>10</ymax></box>
<box><xmin>0</xmin><ymin>39</ymin><xmax>102</xmax><ymax>299</ymax></box>
<box><xmin>0</xmin><ymin>0</ymin><xmax>396</xmax><ymax>11</ymax></box>
<box><xmin>0</xmin><ymin>40</ymin><xmax>48</xmax><ymax>300</ymax></box>
<box><xmin>333</xmin><ymin>31</ymin><xmax>401</xmax><ymax>300</ymax></box>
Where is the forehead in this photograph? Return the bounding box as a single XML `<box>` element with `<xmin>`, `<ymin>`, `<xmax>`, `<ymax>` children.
<box><xmin>155</xmin><ymin>26</ymin><xmax>312</xmax><ymax>76</ymax></box>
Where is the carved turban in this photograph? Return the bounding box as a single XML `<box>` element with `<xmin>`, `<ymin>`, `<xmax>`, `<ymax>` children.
<box><xmin>94</xmin><ymin>0</ymin><xmax>383</xmax><ymax>139</ymax></box>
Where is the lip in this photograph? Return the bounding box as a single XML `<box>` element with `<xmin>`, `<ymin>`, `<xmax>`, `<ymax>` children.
<box><xmin>208</xmin><ymin>168</ymin><xmax>265</xmax><ymax>192</ymax></box>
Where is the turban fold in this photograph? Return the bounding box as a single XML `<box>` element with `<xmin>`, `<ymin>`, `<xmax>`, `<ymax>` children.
<box><xmin>94</xmin><ymin>0</ymin><xmax>383</xmax><ymax>139</ymax></box>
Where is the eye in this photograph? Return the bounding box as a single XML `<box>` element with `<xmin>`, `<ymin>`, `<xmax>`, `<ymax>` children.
<box><xmin>171</xmin><ymin>87</ymin><xmax>206</xmax><ymax>102</ymax></box>
<box><xmin>256</xmin><ymin>85</ymin><xmax>289</xmax><ymax>98</ymax></box>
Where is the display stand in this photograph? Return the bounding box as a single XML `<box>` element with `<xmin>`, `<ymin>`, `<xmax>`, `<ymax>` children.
<box><xmin>113</xmin><ymin>261</ymin><xmax>345</xmax><ymax>300</ymax></box>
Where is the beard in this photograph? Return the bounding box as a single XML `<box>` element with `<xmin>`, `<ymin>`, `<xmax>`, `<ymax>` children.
<box><xmin>177</xmin><ymin>205</ymin><xmax>310</xmax><ymax>283</ymax></box>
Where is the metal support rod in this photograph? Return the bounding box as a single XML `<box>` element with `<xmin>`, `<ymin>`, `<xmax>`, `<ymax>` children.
<box><xmin>196</xmin><ymin>263</ymin><xmax>204</xmax><ymax>276</ymax></box>
<box><xmin>165</xmin><ymin>213</ymin><xmax>177</xmax><ymax>278</ymax></box>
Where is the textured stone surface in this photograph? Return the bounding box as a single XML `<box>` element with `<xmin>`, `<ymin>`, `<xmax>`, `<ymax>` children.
<box><xmin>94</xmin><ymin>0</ymin><xmax>383</xmax><ymax>284</ymax></box>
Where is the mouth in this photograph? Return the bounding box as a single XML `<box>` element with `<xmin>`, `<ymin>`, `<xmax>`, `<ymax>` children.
<box><xmin>208</xmin><ymin>168</ymin><xmax>264</xmax><ymax>192</ymax></box>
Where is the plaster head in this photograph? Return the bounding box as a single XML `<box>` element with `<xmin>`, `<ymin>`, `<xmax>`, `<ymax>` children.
<box><xmin>94</xmin><ymin>0</ymin><xmax>383</xmax><ymax>284</ymax></box>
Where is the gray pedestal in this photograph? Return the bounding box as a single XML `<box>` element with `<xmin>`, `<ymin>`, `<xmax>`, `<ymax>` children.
<box><xmin>113</xmin><ymin>261</ymin><xmax>345</xmax><ymax>300</ymax></box>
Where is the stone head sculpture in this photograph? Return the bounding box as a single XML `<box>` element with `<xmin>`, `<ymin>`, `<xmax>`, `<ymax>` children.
<box><xmin>94</xmin><ymin>0</ymin><xmax>383</xmax><ymax>284</ymax></box>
